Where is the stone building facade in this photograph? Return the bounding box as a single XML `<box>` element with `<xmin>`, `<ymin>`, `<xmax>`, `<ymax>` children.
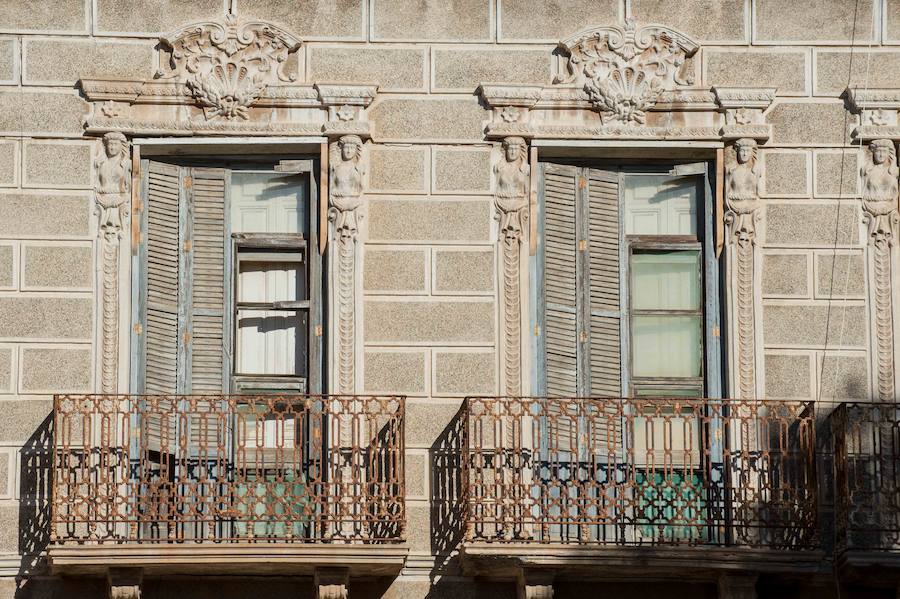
<box><xmin>1</xmin><ymin>0</ymin><xmax>900</xmax><ymax>598</ymax></box>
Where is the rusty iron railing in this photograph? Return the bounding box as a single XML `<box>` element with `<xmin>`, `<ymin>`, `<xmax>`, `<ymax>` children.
<box><xmin>52</xmin><ymin>394</ymin><xmax>405</xmax><ymax>544</ymax></box>
<box><xmin>463</xmin><ymin>397</ymin><xmax>817</xmax><ymax>549</ymax></box>
<box><xmin>833</xmin><ymin>402</ymin><xmax>900</xmax><ymax>553</ymax></box>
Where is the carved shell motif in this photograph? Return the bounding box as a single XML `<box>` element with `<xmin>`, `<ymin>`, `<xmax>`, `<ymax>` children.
<box><xmin>556</xmin><ymin>18</ymin><xmax>699</xmax><ymax>125</ymax></box>
<box><xmin>156</xmin><ymin>14</ymin><xmax>301</xmax><ymax>120</ymax></box>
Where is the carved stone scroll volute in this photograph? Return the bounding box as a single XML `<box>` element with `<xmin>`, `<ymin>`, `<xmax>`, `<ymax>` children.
<box><xmin>328</xmin><ymin>135</ymin><xmax>367</xmax><ymax>397</ymax></box>
<box><xmin>95</xmin><ymin>132</ymin><xmax>132</xmax><ymax>394</ymax></box>
<box><xmin>861</xmin><ymin>139</ymin><xmax>900</xmax><ymax>400</ymax></box>
<box><xmin>495</xmin><ymin>137</ymin><xmax>530</xmax><ymax>397</ymax></box>
<box><xmin>724</xmin><ymin>138</ymin><xmax>762</xmax><ymax>400</ymax></box>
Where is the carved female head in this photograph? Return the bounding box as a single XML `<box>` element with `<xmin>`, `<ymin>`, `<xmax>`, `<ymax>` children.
<box><xmin>103</xmin><ymin>132</ymin><xmax>128</xmax><ymax>159</ymax></box>
<box><xmin>338</xmin><ymin>135</ymin><xmax>363</xmax><ymax>162</ymax></box>
<box><xmin>733</xmin><ymin>138</ymin><xmax>757</xmax><ymax>166</ymax></box>
<box><xmin>870</xmin><ymin>139</ymin><xmax>896</xmax><ymax>167</ymax></box>
<box><xmin>502</xmin><ymin>136</ymin><xmax>527</xmax><ymax>165</ymax></box>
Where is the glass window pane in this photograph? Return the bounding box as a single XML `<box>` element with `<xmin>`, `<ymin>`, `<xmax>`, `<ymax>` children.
<box><xmin>631</xmin><ymin>251</ymin><xmax>701</xmax><ymax>311</ymax></box>
<box><xmin>231</xmin><ymin>171</ymin><xmax>307</xmax><ymax>234</ymax></box>
<box><xmin>624</xmin><ymin>175</ymin><xmax>699</xmax><ymax>236</ymax></box>
<box><xmin>238</xmin><ymin>260</ymin><xmax>304</xmax><ymax>304</ymax></box>
<box><xmin>632</xmin><ymin>315</ymin><xmax>702</xmax><ymax>378</ymax></box>
<box><xmin>236</xmin><ymin>309</ymin><xmax>307</xmax><ymax>376</ymax></box>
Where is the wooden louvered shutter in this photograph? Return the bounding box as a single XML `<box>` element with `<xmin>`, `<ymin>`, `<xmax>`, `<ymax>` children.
<box><xmin>585</xmin><ymin>168</ymin><xmax>622</xmax><ymax>399</ymax></box>
<box><xmin>140</xmin><ymin>160</ymin><xmax>183</xmax><ymax>454</ymax></box>
<box><xmin>542</xmin><ymin>163</ymin><xmax>579</xmax><ymax>398</ymax></box>
<box><xmin>185</xmin><ymin>168</ymin><xmax>229</xmax><ymax>453</ymax></box>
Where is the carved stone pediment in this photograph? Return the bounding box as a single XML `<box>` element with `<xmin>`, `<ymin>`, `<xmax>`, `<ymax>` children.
<box><xmin>554</xmin><ymin>18</ymin><xmax>698</xmax><ymax>125</ymax></box>
<box><xmin>77</xmin><ymin>13</ymin><xmax>379</xmax><ymax>137</ymax></box>
<box><xmin>155</xmin><ymin>14</ymin><xmax>301</xmax><ymax>120</ymax></box>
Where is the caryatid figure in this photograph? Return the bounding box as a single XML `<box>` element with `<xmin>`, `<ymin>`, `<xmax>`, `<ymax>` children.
<box><xmin>724</xmin><ymin>138</ymin><xmax>762</xmax><ymax>245</ymax></box>
<box><xmin>95</xmin><ymin>132</ymin><xmax>132</xmax><ymax>238</ymax></box>
<box><xmin>329</xmin><ymin>134</ymin><xmax>366</xmax><ymax>239</ymax></box>
<box><xmin>494</xmin><ymin>136</ymin><xmax>530</xmax><ymax>241</ymax></box>
<box><xmin>861</xmin><ymin>139</ymin><xmax>900</xmax><ymax>245</ymax></box>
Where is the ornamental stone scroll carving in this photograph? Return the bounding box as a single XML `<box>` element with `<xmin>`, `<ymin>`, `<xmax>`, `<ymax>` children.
<box><xmin>95</xmin><ymin>132</ymin><xmax>132</xmax><ymax>395</ymax></box>
<box><xmin>554</xmin><ymin>17</ymin><xmax>698</xmax><ymax>125</ymax></box>
<box><xmin>329</xmin><ymin>135</ymin><xmax>368</xmax><ymax>397</ymax></box>
<box><xmin>495</xmin><ymin>137</ymin><xmax>530</xmax><ymax>397</ymax></box>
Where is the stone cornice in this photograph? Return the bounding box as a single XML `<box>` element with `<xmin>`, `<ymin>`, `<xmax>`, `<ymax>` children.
<box><xmin>847</xmin><ymin>87</ymin><xmax>900</xmax><ymax>141</ymax></box>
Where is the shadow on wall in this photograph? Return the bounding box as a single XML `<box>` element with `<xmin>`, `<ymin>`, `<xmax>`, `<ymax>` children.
<box><xmin>430</xmin><ymin>403</ymin><xmax>466</xmax><ymax>570</ymax></box>
<box><xmin>15</xmin><ymin>413</ymin><xmax>53</xmax><ymax>598</ymax></box>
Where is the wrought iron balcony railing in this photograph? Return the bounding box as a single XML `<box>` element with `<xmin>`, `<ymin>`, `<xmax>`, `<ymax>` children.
<box><xmin>52</xmin><ymin>394</ymin><xmax>405</xmax><ymax>544</ymax></box>
<box><xmin>833</xmin><ymin>402</ymin><xmax>900</xmax><ymax>553</ymax></box>
<box><xmin>463</xmin><ymin>396</ymin><xmax>817</xmax><ymax>550</ymax></box>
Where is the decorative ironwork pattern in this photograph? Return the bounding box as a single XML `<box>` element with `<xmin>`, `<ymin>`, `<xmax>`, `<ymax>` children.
<box><xmin>833</xmin><ymin>403</ymin><xmax>900</xmax><ymax>552</ymax></box>
<box><xmin>52</xmin><ymin>394</ymin><xmax>405</xmax><ymax>544</ymax></box>
<box><xmin>463</xmin><ymin>396</ymin><xmax>817</xmax><ymax>549</ymax></box>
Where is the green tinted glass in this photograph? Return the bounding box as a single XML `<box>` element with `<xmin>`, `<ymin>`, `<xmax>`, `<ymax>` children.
<box><xmin>632</xmin><ymin>315</ymin><xmax>703</xmax><ymax>378</ymax></box>
<box><xmin>631</xmin><ymin>250</ymin><xmax>701</xmax><ymax>311</ymax></box>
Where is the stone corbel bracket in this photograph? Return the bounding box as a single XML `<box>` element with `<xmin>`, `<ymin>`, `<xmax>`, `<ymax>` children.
<box><xmin>713</xmin><ymin>87</ymin><xmax>775</xmax><ymax>142</ymax></box>
<box><xmin>848</xmin><ymin>88</ymin><xmax>900</xmax><ymax>142</ymax></box>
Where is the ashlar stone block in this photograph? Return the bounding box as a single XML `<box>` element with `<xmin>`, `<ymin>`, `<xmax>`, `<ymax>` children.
<box><xmin>433</xmin><ymin>249</ymin><xmax>494</xmax><ymax>294</ymax></box>
<box><xmin>762</xmin><ymin>151</ymin><xmax>809</xmax><ymax>197</ymax></box>
<box><xmin>887</xmin><ymin>0</ymin><xmax>900</xmax><ymax>42</ymax></box>
<box><xmin>0</xmin><ymin>347</ymin><xmax>11</xmax><ymax>393</ymax></box>
<box><xmin>405</xmin><ymin>452</ymin><xmax>427</xmax><ymax>498</ymax></box>
<box><xmin>363</xmin><ymin>248</ymin><xmax>428</xmax><ymax>293</ymax></box>
<box><xmin>815</xmin><ymin>151</ymin><xmax>859</xmax><ymax>198</ymax></box>
<box><xmin>368</xmin><ymin>145</ymin><xmax>428</xmax><ymax>193</ymax></box>
<box><xmin>755</xmin><ymin>0</ymin><xmax>875</xmax><ymax>43</ymax></box>
<box><xmin>0</xmin><ymin>0</ymin><xmax>87</xmax><ymax>33</ymax></box>
<box><xmin>0</xmin><ymin>91</ymin><xmax>86</xmax><ymax>137</ymax></box>
<box><xmin>498</xmin><ymin>0</ymin><xmax>618</xmax><ymax>42</ymax></box>
<box><xmin>433</xmin><ymin>148</ymin><xmax>492</xmax><ymax>194</ymax></box>
<box><xmin>0</xmin><ymin>245</ymin><xmax>13</xmax><ymax>289</ymax></box>
<box><xmin>815</xmin><ymin>252</ymin><xmax>865</xmax><ymax>298</ymax></box>
<box><xmin>0</xmin><ymin>450</ymin><xmax>9</xmax><ymax>496</ymax></box>
<box><xmin>762</xmin><ymin>304</ymin><xmax>867</xmax><ymax>348</ymax></box>
<box><xmin>0</xmin><ymin>140</ymin><xmax>18</xmax><ymax>187</ymax></box>
<box><xmin>404</xmin><ymin>398</ymin><xmax>463</xmax><ymax>448</ymax></box>
<box><xmin>368</xmin><ymin>198</ymin><xmax>492</xmax><ymax>243</ymax></box>
<box><xmin>0</xmin><ymin>399</ymin><xmax>53</xmax><ymax>443</ymax></box>
<box><xmin>22</xmin><ymin>244</ymin><xmax>92</xmax><ymax>290</ymax></box>
<box><xmin>95</xmin><ymin>0</ymin><xmax>223</xmax><ymax>35</ymax></box>
<box><xmin>363</xmin><ymin>350</ymin><xmax>426</xmax><ymax>395</ymax></box>
<box><xmin>769</xmin><ymin>102</ymin><xmax>853</xmax><ymax>146</ymax></box>
<box><xmin>819</xmin><ymin>353</ymin><xmax>869</xmax><ymax>400</ymax></box>
<box><xmin>764</xmin><ymin>353</ymin><xmax>812</xmax><ymax>399</ymax></box>
<box><xmin>434</xmin><ymin>351</ymin><xmax>496</xmax><ymax>395</ymax></box>
<box><xmin>0</xmin><ymin>297</ymin><xmax>92</xmax><ymax>340</ymax></box>
<box><xmin>24</xmin><ymin>39</ymin><xmax>154</xmax><ymax>85</ymax></box>
<box><xmin>369</xmin><ymin>98</ymin><xmax>486</xmax><ymax>142</ymax></box>
<box><xmin>704</xmin><ymin>50</ymin><xmax>807</xmax><ymax>96</ymax></box>
<box><xmin>815</xmin><ymin>51</ymin><xmax>900</xmax><ymax>96</ymax></box>
<box><xmin>20</xmin><ymin>346</ymin><xmax>92</xmax><ymax>393</ymax></box>
<box><xmin>432</xmin><ymin>48</ymin><xmax>551</xmax><ymax>91</ymax></box>
<box><xmin>765</xmin><ymin>203</ymin><xmax>858</xmax><ymax>247</ymax></box>
<box><xmin>23</xmin><ymin>141</ymin><xmax>92</xmax><ymax>189</ymax></box>
<box><xmin>0</xmin><ymin>505</ymin><xmax>15</xmax><ymax>552</ymax></box>
<box><xmin>307</xmin><ymin>46</ymin><xmax>426</xmax><ymax>91</ymax></box>
<box><xmin>633</xmin><ymin>0</ymin><xmax>746</xmax><ymax>43</ymax></box>
<box><xmin>0</xmin><ymin>193</ymin><xmax>91</xmax><ymax>238</ymax></box>
<box><xmin>372</xmin><ymin>0</ymin><xmax>491</xmax><ymax>41</ymax></box>
<box><xmin>0</xmin><ymin>37</ymin><xmax>17</xmax><ymax>84</ymax></box>
<box><xmin>364</xmin><ymin>299</ymin><xmax>494</xmax><ymax>344</ymax></box>
<box><xmin>762</xmin><ymin>253</ymin><xmax>809</xmax><ymax>298</ymax></box>
<box><xmin>242</xmin><ymin>0</ymin><xmax>364</xmax><ymax>39</ymax></box>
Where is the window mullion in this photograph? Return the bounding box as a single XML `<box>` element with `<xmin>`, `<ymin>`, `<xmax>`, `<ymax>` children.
<box><xmin>575</xmin><ymin>168</ymin><xmax>592</xmax><ymax>398</ymax></box>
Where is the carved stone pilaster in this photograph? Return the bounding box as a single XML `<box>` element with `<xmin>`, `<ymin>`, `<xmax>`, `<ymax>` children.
<box><xmin>108</xmin><ymin>567</ymin><xmax>142</xmax><ymax>599</ymax></box>
<box><xmin>517</xmin><ymin>570</ymin><xmax>554</xmax><ymax>599</ymax></box>
<box><xmin>724</xmin><ymin>138</ymin><xmax>762</xmax><ymax>400</ymax></box>
<box><xmin>328</xmin><ymin>135</ymin><xmax>367</xmax><ymax>397</ymax></box>
<box><xmin>95</xmin><ymin>132</ymin><xmax>131</xmax><ymax>395</ymax></box>
<box><xmin>315</xmin><ymin>568</ymin><xmax>349</xmax><ymax>599</ymax></box>
<box><xmin>861</xmin><ymin>139</ymin><xmax>900</xmax><ymax>401</ymax></box>
<box><xmin>718</xmin><ymin>574</ymin><xmax>757</xmax><ymax>599</ymax></box>
<box><xmin>495</xmin><ymin>137</ymin><xmax>530</xmax><ymax>397</ymax></box>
